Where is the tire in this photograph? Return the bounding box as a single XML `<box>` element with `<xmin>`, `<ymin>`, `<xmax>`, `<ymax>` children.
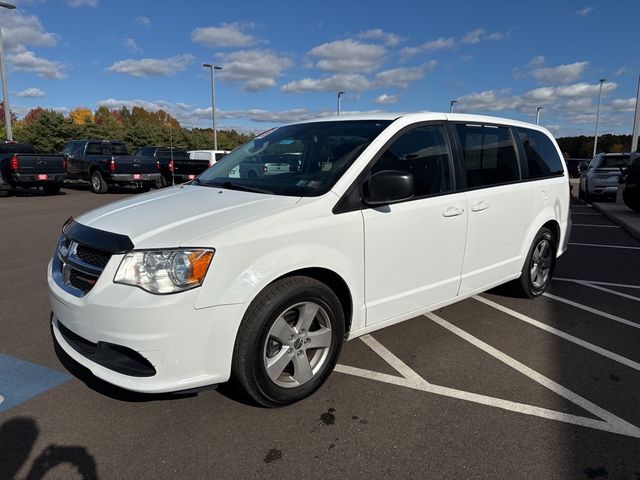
<box><xmin>90</xmin><ymin>170</ymin><xmax>108</xmax><ymax>194</ymax></box>
<box><xmin>137</xmin><ymin>183</ymin><xmax>151</xmax><ymax>193</ymax></box>
<box><xmin>0</xmin><ymin>179</ymin><xmax>8</xmax><ymax>198</ymax></box>
<box><xmin>43</xmin><ymin>184</ymin><xmax>61</xmax><ymax>195</ymax></box>
<box><xmin>508</xmin><ymin>227</ymin><xmax>557</xmax><ymax>298</ymax></box>
<box><xmin>623</xmin><ymin>189</ymin><xmax>640</xmax><ymax>212</ymax></box>
<box><xmin>578</xmin><ymin>182</ymin><xmax>585</xmax><ymax>200</ymax></box>
<box><xmin>232</xmin><ymin>276</ymin><xmax>345</xmax><ymax>407</ymax></box>
<box><xmin>155</xmin><ymin>176</ymin><xmax>167</xmax><ymax>189</ymax></box>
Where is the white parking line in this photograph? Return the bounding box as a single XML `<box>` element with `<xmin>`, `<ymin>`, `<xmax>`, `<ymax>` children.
<box><xmin>576</xmin><ymin>281</ymin><xmax>640</xmax><ymax>302</ymax></box>
<box><xmin>542</xmin><ymin>292</ymin><xmax>640</xmax><ymax>329</ymax></box>
<box><xmin>336</xmin><ymin>320</ymin><xmax>640</xmax><ymax>438</ymax></box>
<box><xmin>571</xmin><ymin>224</ymin><xmax>620</xmax><ymax>228</ymax></box>
<box><xmin>359</xmin><ymin>334</ymin><xmax>427</xmax><ymax>385</ymax></box>
<box><xmin>554</xmin><ymin>277</ymin><xmax>640</xmax><ymax>289</ymax></box>
<box><xmin>473</xmin><ymin>296</ymin><xmax>640</xmax><ymax>369</ymax></box>
<box><xmin>567</xmin><ymin>242</ymin><xmax>640</xmax><ymax>250</ymax></box>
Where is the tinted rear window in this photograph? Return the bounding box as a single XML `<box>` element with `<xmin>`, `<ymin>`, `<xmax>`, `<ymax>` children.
<box><xmin>600</xmin><ymin>155</ymin><xmax>630</xmax><ymax>168</ymax></box>
<box><xmin>157</xmin><ymin>148</ymin><xmax>188</xmax><ymax>159</ymax></box>
<box><xmin>517</xmin><ymin>128</ymin><xmax>564</xmax><ymax>178</ymax></box>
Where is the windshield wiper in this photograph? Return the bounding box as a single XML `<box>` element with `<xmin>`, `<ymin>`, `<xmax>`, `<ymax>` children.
<box><xmin>208</xmin><ymin>181</ymin><xmax>273</xmax><ymax>194</ymax></box>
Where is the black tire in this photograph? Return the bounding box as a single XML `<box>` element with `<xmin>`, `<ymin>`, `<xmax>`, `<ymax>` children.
<box><xmin>90</xmin><ymin>170</ymin><xmax>108</xmax><ymax>194</ymax></box>
<box><xmin>43</xmin><ymin>184</ymin><xmax>61</xmax><ymax>195</ymax></box>
<box><xmin>508</xmin><ymin>227</ymin><xmax>557</xmax><ymax>298</ymax></box>
<box><xmin>137</xmin><ymin>183</ymin><xmax>151</xmax><ymax>193</ymax></box>
<box><xmin>155</xmin><ymin>176</ymin><xmax>167</xmax><ymax>189</ymax></box>
<box><xmin>578</xmin><ymin>182</ymin><xmax>585</xmax><ymax>200</ymax></box>
<box><xmin>623</xmin><ymin>189</ymin><xmax>640</xmax><ymax>212</ymax></box>
<box><xmin>232</xmin><ymin>276</ymin><xmax>345</xmax><ymax>407</ymax></box>
<box><xmin>0</xmin><ymin>179</ymin><xmax>8</xmax><ymax>198</ymax></box>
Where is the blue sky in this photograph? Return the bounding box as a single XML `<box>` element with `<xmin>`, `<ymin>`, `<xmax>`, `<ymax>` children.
<box><xmin>3</xmin><ymin>0</ymin><xmax>639</xmax><ymax>136</ymax></box>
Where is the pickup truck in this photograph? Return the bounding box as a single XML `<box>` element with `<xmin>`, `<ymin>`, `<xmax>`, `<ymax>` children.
<box><xmin>0</xmin><ymin>141</ymin><xmax>67</xmax><ymax>197</ymax></box>
<box><xmin>63</xmin><ymin>140</ymin><xmax>161</xmax><ymax>194</ymax></box>
<box><xmin>133</xmin><ymin>146</ymin><xmax>210</xmax><ymax>188</ymax></box>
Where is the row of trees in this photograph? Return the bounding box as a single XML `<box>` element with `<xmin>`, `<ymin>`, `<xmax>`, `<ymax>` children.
<box><xmin>556</xmin><ymin>134</ymin><xmax>633</xmax><ymax>159</ymax></box>
<box><xmin>0</xmin><ymin>105</ymin><xmax>253</xmax><ymax>154</ymax></box>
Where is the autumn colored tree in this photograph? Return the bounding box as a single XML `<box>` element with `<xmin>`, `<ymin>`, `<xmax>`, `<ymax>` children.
<box><xmin>69</xmin><ymin>107</ymin><xmax>94</xmax><ymax>125</ymax></box>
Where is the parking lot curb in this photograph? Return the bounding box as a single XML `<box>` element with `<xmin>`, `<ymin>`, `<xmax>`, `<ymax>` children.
<box><xmin>592</xmin><ymin>202</ymin><xmax>640</xmax><ymax>242</ymax></box>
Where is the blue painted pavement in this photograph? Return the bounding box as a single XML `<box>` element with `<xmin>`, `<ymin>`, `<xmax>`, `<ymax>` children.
<box><xmin>0</xmin><ymin>353</ymin><xmax>70</xmax><ymax>413</ymax></box>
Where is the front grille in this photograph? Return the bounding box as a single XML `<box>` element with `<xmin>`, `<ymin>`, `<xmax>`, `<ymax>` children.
<box><xmin>69</xmin><ymin>269</ymin><xmax>98</xmax><ymax>293</ymax></box>
<box><xmin>75</xmin><ymin>245</ymin><xmax>111</xmax><ymax>269</ymax></box>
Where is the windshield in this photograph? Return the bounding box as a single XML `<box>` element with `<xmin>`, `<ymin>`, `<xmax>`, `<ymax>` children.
<box><xmin>195</xmin><ymin>120</ymin><xmax>391</xmax><ymax>196</ymax></box>
<box><xmin>600</xmin><ymin>155</ymin><xmax>630</xmax><ymax>168</ymax></box>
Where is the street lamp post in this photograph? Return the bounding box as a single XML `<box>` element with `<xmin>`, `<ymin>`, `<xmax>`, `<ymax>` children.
<box><xmin>450</xmin><ymin>100</ymin><xmax>457</xmax><ymax>113</ymax></box>
<box><xmin>593</xmin><ymin>78</ymin><xmax>606</xmax><ymax>158</ymax></box>
<box><xmin>202</xmin><ymin>63</ymin><xmax>222</xmax><ymax>150</ymax></box>
<box><xmin>337</xmin><ymin>91</ymin><xmax>345</xmax><ymax>115</ymax></box>
<box><xmin>0</xmin><ymin>1</ymin><xmax>16</xmax><ymax>141</ymax></box>
<box><xmin>631</xmin><ymin>74</ymin><xmax>640</xmax><ymax>154</ymax></box>
<box><xmin>536</xmin><ymin>107</ymin><xmax>543</xmax><ymax>125</ymax></box>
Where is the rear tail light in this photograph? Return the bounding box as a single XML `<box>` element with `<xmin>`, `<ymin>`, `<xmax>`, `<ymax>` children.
<box><xmin>9</xmin><ymin>154</ymin><xmax>18</xmax><ymax>171</ymax></box>
<box><xmin>156</xmin><ymin>160</ymin><xmax>160</xmax><ymax>171</ymax></box>
<box><xmin>168</xmin><ymin>160</ymin><xmax>174</xmax><ymax>172</ymax></box>
<box><xmin>109</xmin><ymin>159</ymin><xmax>116</xmax><ymax>172</ymax></box>
<box><xmin>63</xmin><ymin>157</ymin><xmax>68</xmax><ymax>171</ymax></box>
<box><xmin>208</xmin><ymin>161</ymin><xmax>212</xmax><ymax>168</ymax></box>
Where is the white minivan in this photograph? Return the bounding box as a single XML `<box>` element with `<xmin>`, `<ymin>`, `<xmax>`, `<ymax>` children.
<box><xmin>188</xmin><ymin>149</ymin><xmax>230</xmax><ymax>165</ymax></box>
<box><xmin>48</xmin><ymin>113</ymin><xmax>570</xmax><ymax>406</ymax></box>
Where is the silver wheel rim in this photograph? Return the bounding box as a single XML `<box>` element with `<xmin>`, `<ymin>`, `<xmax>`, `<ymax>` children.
<box><xmin>263</xmin><ymin>301</ymin><xmax>333</xmax><ymax>388</ymax></box>
<box><xmin>530</xmin><ymin>239</ymin><xmax>552</xmax><ymax>288</ymax></box>
<box><xmin>92</xmin><ymin>174</ymin><xmax>101</xmax><ymax>191</ymax></box>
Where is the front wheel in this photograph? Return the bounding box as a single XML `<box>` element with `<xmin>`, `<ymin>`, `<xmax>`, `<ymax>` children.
<box><xmin>232</xmin><ymin>276</ymin><xmax>345</xmax><ymax>407</ymax></box>
<box><xmin>509</xmin><ymin>227</ymin><xmax>556</xmax><ymax>298</ymax></box>
<box><xmin>90</xmin><ymin>170</ymin><xmax>108</xmax><ymax>194</ymax></box>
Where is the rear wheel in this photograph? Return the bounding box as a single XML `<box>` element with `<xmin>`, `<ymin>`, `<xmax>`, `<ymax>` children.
<box><xmin>232</xmin><ymin>276</ymin><xmax>345</xmax><ymax>407</ymax></box>
<box><xmin>623</xmin><ymin>188</ymin><xmax>640</xmax><ymax>212</ymax></box>
<box><xmin>90</xmin><ymin>170</ymin><xmax>108</xmax><ymax>194</ymax></box>
<box><xmin>509</xmin><ymin>227</ymin><xmax>556</xmax><ymax>298</ymax></box>
<box><xmin>137</xmin><ymin>183</ymin><xmax>151</xmax><ymax>193</ymax></box>
<box><xmin>43</xmin><ymin>184</ymin><xmax>61</xmax><ymax>195</ymax></box>
<box><xmin>155</xmin><ymin>176</ymin><xmax>167</xmax><ymax>189</ymax></box>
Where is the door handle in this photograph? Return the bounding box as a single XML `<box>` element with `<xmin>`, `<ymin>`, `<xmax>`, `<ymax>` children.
<box><xmin>442</xmin><ymin>206</ymin><xmax>464</xmax><ymax>217</ymax></box>
<box><xmin>471</xmin><ymin>201</ymin><xmax>490</xmax><ymax>212</ymax></box>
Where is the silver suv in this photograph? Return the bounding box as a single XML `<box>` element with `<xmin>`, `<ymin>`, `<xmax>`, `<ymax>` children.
<box><xmin>578</xmin><ymin>153</ymin><xmax>631</xmax><ymax>202</ymax></box>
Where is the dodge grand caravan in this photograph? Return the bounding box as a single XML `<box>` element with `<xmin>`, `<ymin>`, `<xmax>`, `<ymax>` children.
<box><xmin>48</xmin><ymin>113</ymin><xmax>570</xmax><ymax>406</ymax></box>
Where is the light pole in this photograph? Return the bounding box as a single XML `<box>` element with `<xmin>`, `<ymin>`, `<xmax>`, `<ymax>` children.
<box><xmin>450</xmin><ymin>100</ymin><xmax>457</xmax><ymax>113</ymax></box>
<box><xmin>536</xmin><ymin>107</ymin><xmax>543</xmax><ymax>125</ymax></box>
<box><xmin>631</xmin><ymin>74</ymin><xmax>640</xmax><ymax>154</ymax></box>
<box><xmin>593</xmin><ymin>78</ymin><xmax>606</xmax><ymax>158</ymax></box>
<box><xmin>202</xmin><ymin>63</ymin><xmax>222</xmax><ymax>150</ymax></box>
<box><xmin>337</xmin><ymin>91</ymin><xmax>345</xmax><ymax>115</ymax></box>
<box><xmin>0</xmin><ymin>1</ymin><xmax>15</xmax><ymax>141</ymax></box>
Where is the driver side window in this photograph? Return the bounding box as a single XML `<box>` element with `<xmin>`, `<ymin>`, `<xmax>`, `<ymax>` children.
<box><xmin>371</xmin><ymin>124</ymin><xmax>453</xmax><ymax>197</ymax></box>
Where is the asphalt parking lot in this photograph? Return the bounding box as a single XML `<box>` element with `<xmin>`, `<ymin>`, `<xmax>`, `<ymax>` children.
<box><xmin>1</xmin><ymin>186</ymin><xmax>640</xmax><ymax>480</ymax></box>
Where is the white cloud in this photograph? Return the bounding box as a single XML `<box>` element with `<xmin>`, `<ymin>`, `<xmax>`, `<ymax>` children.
<box><xmin>7</xmin><ymin>47</ymin><xmax>66</xmax><ymax>79</ymax></box>
<box><xmin>611</xmin><ymin>98</ymin><xmax>636</xmax><ymax>112</ymax></box>
<box><xmin>357</xmin><ymin>29</ymin><xmax>405</xmax><ymax>47</ymax></box>
<box><xmin>576</xmin><ymin>6</ymin><xmax>594</xmax><ymax>16</ymax></box>
<box><xmin>614</xmin><ymin>66</ymin><xmax>631</xmax><ymax>76</ymax></box>
<box><xmin>0</xmin><ymin>11</ymin><xmax>58</xmax><ymax>51</ymax></box>
<box><xmin>460</xmin><ymin>28</ymin><xmax>506</xmax><ymax>45</ymax></box>
<box><xmin>374</xmin><ymin>62</ymin><xmax>436</xmax><ymax>88</ymax></box>
<box><xmin>67</xmin><ymin>0</ymin><xmax>98</xmax><ymax>6</ymax></box>
<box><xmin>282</xmin><ymin>73</ymin><xmax>372</xmax><ymax>93</ymax></box>
<box><xmin>106</xmin><ymin>54</ymin><xmax>194</xmax><ymax>77</ymax></box>
<box><xmin>216</xmin><ymin>49</ymin><xmax>293</xmax><ymax>91</ymax></box>
<box><xmin>528</xmin><ymin>55</ymin><xmax>545</xmax><ymax>67</ymax></box>
<box><xmin>191</xmin><ymin>23</ymin><xmax>257</xmax><ymax>48</ymax></box>
<box><xmin>135</xmin><ymin>16</ymin><xmax>150</xmax><ymax>27</ymax></box>
<box><xmin>421</xmin><ymin>37</ymin><xmax>455</xmax><ymax>52</ymax></box>
<box><xmin>307</xmin><ymin>39</ymin><xmax>386</xmax><ymax>73</ymax></box>
<box><xmin>531</xmin><ymin>61</ymin><xmax>589</xmax><ymax>84</ymax></box>
<box><xmin>125</xmin><ymin>38</ymin><xmax>141</xmax><ymax>53</ymax></box>
<box><xmin>374</xmin><ymin>94</ymin><xmax>398</xmax><ymax>105</ymax></box>
<box><xmin>15</xmin><ymin>87</ymin><xmax>45</xmax><ymax>97</ymax></box>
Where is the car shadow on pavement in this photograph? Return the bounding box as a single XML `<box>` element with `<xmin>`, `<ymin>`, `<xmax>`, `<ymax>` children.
<box><xmin>0</xmin><ymin>416</ymin><xmax>97</xmax><ymax>480</ymax></box>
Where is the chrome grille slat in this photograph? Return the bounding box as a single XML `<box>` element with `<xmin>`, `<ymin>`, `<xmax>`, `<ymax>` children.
<box><xmin>53</xmin><ymin>234</ymin><xmax>112</xmax><ymax>297</ymax></box>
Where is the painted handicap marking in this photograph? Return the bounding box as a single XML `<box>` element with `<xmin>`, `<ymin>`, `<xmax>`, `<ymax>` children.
<box><xmin>0</xmin><ymin>353</ymin><xmax>70</xmax><ymax>414</ymax></box>
<box><xmin>336</xmin><ymin>323</ymin><xmax>640</xmax><ymax>438</ymax></box>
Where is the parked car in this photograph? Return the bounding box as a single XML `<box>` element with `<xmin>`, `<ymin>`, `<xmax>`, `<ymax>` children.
<box><xmin>134</xmin><ymin>146</ymin><xmax>211</xmax><ymax>188</ymax></box>
<box><xmin>620</xmin><ymin>152</ymin><xmax>640</xmax><ymax>211</ymax></box>
<box><xmin>48</xmin><ymin>113</ymin><xmax>570</xmax><ymax>406</ymax></box>
<box><xmin>188</xmin><ymin>150</ymin><xmax>230</xmax><ymax>165</ymax></box>
<box><xmin>0</xmin><ymin>141</ymin><xmax>67</xmax><ymax>196</ymax></box>
<box><xmin>578</xmin><ymin>153</ymin><xmax>631</xmax><ymax>202</ymax></box>
<box><xmin>228</xmin><ymin>153</ymin><xmax>301</xmax><ymax>178</ymax></box>
<box><xmin>63</xmin><ymin>140</ymin><xmax>161</xmax><ymax>194</ymax></box>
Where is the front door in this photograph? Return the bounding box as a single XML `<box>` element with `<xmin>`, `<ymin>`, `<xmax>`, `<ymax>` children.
<box><xmin>363</xmin><ymin>123</ymin><xmax>467</xmax><ymax>327</ymax></box>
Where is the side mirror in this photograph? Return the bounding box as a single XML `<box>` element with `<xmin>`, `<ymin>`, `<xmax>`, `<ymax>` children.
<box><xmin>363</xmin><ymin>170</ymin><xmax>415</xmax><ymax>207</ymax></box>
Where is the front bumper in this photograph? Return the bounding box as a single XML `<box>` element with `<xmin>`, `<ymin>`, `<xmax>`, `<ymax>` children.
<box><xmin>48</xmin><ymin>258</ymin><xmax>247</xmax><ymax>393</ymax></box>
<box><xmin>110</xmin><ymin>173</ymin><xmax>161</xmax><ymax>183</ymax></box>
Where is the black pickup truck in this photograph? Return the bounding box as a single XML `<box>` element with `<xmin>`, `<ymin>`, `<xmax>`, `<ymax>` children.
<box><xmin>63</xmin><ymin>140</ymin><xmax>161</xmax><ymax>194</ymax></box>
<box><xmin>133</xmin><ymin>146</ymin><xmax>210</xmax><ymax>188</ymax></box>
<box><xmin>0</xmin><ymin>141</ymin><xmax>67</xmax><ymax>197</ymax></box>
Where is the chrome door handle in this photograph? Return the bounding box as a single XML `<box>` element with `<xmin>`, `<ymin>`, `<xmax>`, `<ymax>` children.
<box><xmin>442</xmin><ymin>206</ymin><xmax>464</xmax><ymax>217</ymax></box>
<box><xmin>471</xmin><ymin>201</ymin><xmax>490</xmax><ymax>212</ymax></box>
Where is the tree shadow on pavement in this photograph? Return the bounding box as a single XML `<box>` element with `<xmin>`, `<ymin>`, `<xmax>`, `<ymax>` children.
<box><xmin>0</xmin><ymin>417</ymin><xmax>97</xmax><ymax>480</ymax></box>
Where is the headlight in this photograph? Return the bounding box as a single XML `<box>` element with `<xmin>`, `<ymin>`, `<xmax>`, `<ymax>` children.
<box><xmin>114</xmin><ymin>249</ymin><xmax>214</xmax><ymax>294</ymax></box>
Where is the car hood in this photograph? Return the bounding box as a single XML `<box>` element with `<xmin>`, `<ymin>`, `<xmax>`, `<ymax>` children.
<box><xmin>75</xmin><ymin>185</ymin><xmax>301</xmax><ymax>248</ymax></box>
